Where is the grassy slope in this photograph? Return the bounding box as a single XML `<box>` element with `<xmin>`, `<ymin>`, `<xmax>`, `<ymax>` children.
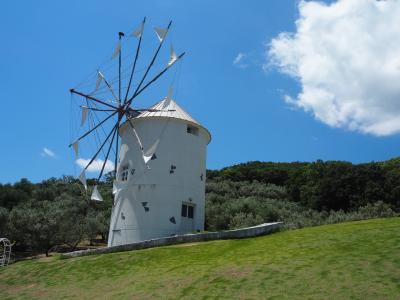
<box><xmin>1</xmin><ymin>218</ymin><xmax>400</xmax><ymax>299</ymax></box>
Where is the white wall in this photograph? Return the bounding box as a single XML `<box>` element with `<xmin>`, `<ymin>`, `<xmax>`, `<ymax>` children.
<box><xmin>108</xmin><ymin>117</ymin><xmax>209</xmax><ymax>246</ymax></box>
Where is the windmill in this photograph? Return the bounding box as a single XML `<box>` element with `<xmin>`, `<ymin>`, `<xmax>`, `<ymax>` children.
<box><xmin>69</xmin><ymin>19</ymin><xmax>211</xmax><ymax>246</ymax></box>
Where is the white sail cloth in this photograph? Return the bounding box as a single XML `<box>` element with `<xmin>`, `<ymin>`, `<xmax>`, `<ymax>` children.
<box><xmin>168</xmin><ymin>45</ymin><xmax>177</xmax><ymax>66</ymax></box>
<box><xmin>111</xmin><ymin>41</ymin><xmax>121</xmax><ymax>59</ymax></box>
<box><xmin>154</xmin><ymin>27</ymin><xmax>167</xmax><ymax>42</ymax></box>
<box><xmin>112</xmin><ymin>180</ymin><xmax>121</xmax><ymax>195</ymax></box>
<box><xmin>95</xmin><ymin>72</ymin><xmax>102</xmax><ymax>90</ymax></box>
<box><xmin>81</xmin><ymin>106</ymin><xmax>88</xmax><ymax>126</ymax></box>
<box><xmin>91</xmin><ymin>185</ymin><xmax>103</xmax><ymax>201</ymax></box>
<box><xmin>72</xmin><ymin>141</ymin><xmax>79</xmax><ymax>157</ymax></box>
<box><xmin>78</xmin><ymin>169</ymin><xmax>87</xmax><ymax>190</ymax></box>
<box><xmin>143</xmin><ymin>139</ymin><xmax>160</xmax><ymax>164</ymax></box>
<box><xmin>162</xmin><ymin>87</ymin><xmax>173</xmax><ymax>109</ymax></box>
<box><xmin>132</xmin><ymin>22</ymin><xmax>144</xmax><ymax>38</ymax></box>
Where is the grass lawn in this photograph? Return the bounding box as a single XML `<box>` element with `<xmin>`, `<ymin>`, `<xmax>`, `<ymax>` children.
<box><xmin>1</xmin><ymin>217</ymin><xmax>400</xmax><ymax>299</ymax></box>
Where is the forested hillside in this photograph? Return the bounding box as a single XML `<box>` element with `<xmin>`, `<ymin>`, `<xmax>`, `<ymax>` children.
<box><xmin>1</xmin><ymin>158</ymin><xmax>399</xmax><ymax>256</ymax></box>
<box><xmin>205</xmin><ymin>158</ymin><xmax>400</xmax><ymax>230</ymax></box>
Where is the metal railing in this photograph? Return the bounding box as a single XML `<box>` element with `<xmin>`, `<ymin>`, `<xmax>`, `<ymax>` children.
<box><xmin>0</xmin><ymin>238</ymin><xmax>12</xmax><ymax>267</ymax></box>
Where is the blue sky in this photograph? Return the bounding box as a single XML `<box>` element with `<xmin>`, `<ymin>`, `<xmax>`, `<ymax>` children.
<box><xmin>1</xmin><ymin>0</ymin><xmax>400</xmax><ymax>183</ymax></box>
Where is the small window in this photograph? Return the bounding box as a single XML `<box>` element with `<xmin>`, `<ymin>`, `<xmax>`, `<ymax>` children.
<box><xmin>187</xmin><ymin>125</ymin><xmax>199</xmax><ymax>136</ymax></box>
<box><xmin>181</xmin><ymin>204</ymin><xmax>187</xmax><ymax>217</ymax></box>
<box><xmin>188</xmin><ymin>206</ymin><xmax>194</xmax><ymax>219</ymax></box>
<box><xmin>120</xmin><ymin>165</ymin><xmax>129</xmax><ymax>181</ymax></box>
<box><xmin>181</xmin><ymin>203</ymin><xmax>195</xmax><ymax>219</ymax></box>
<box><xmin>170</xmin><ymin>165</ymin><xmax>176</xmax><ymax>174</ymax></box>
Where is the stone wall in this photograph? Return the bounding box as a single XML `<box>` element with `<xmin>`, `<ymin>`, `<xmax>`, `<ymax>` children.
<box><xmin>62</xmin><ymin>222</ymin><xmax>283</xmax><ymax>258</ymax></box>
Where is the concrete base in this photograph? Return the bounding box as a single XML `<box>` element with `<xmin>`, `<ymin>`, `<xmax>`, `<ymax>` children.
<box><xmin>63</xmin><ymin>222</ymin><xmax>282</xmax><ymax>259</ymax></box>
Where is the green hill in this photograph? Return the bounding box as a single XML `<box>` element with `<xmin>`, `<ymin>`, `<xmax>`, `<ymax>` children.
<box><xmin>1</xmin><ymin>218</ymin><xmax>400</xmax><ymax>299</ymax></box>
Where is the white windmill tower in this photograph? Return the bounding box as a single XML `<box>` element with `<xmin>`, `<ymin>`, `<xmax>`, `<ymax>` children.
<box><xmin>108</xmin><ymin>98</ymin><xmax>211</xmax><ymax>246</ymax></box>
<box><xmin>69</xmin><ymin>18</ymin><xmax>211</xmax><ymax>246</ymax></box>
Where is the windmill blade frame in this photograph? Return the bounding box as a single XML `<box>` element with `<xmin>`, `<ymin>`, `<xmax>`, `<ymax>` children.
<box><xmin>69</xmin><ymin>18</ymin><xmax>184</xmax><ymax>195</ymax></box>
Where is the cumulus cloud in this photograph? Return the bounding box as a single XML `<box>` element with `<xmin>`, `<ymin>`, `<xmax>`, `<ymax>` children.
<box><xmin>76</xmin><ymin>158</ymin><xmax>115</xmax><ymax>173</ymax></box>
<box><xmin>233</xmin><ymin>52</ymin><xmax>249</xmax><ymax>69</ymax></box>
<box><xmin>267</xmin><ymin>0</ymin><xmax>400</xmax><ymax>136</ymax></box>
<box><xmin>41</xmin><ymin>147</ymin><xmax>56</xmax><ymax>158</ymax></box>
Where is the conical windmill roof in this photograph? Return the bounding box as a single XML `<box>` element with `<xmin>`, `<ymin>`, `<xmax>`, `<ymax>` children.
<box><xmin>136</xmin><ymin>98</ymin><xmax>211</xmax><ymax>143</ymax></box>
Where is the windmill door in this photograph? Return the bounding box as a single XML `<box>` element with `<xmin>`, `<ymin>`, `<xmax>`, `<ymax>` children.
<box><xmin>181</xmin><ymin>203</ymin><xmax>195</xmax><ymax>233</ymax></box>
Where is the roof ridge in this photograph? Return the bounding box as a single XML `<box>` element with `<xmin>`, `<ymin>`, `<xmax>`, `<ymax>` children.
<box><xmin>136</xmin><ymin>98</ymin><xmax>201</xmax><ymax>126</ymax></box>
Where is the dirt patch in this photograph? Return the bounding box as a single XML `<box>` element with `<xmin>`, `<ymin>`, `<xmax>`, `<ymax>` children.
<box><xmin>216</xmin><ymin>266</ymin><xmax>254</xmax><ymax>280</ymax></box>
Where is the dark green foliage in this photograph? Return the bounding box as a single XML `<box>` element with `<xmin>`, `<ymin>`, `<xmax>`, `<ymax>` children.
<box><xmin>0</xmin><ymin>177</ymin><xmax>113</xmax><ymax>256</ymax></box>
<box><xmin>0</xmin><ymin>206</ymin><xmax>9</xmax><ymax>236</ymax></box>
<box><xmin>1</xmin><ymin>157</ymin><xmax>400</xmax><ymax>256</ymax></box>
<box><xmin>208</xmin><ymin>158</ymin><xmax>400</xmax><ymax>212</ymax></box>
<box><xmin>205</xmin><ymin>181</ymin><xmax>286</xmax><ymax>230</ymax></box>
<box><xmin>205</xmin><ymin>158</ymin><xmax>400</xmax><ymax>231</ymax></box>
<box><xmin>205</xmin><ymin>179</ymin><xmax>397</xmax><ymax>231</ymax></box>
<box><xmin>9</xmin><ymin>200</ymin><xmax>66</xmax><ymax>256</ymax></box>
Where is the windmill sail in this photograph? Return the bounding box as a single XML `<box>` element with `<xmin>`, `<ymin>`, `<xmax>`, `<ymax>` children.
<box><xmin>72</xmin><ymin>141</ymin><xmax>79</xmax><ymax>157</ymax></box>
<box><xmin>162</xmin><ymin>87</ymin><xmax>173</xmax><ymax>109</ymax></box>
<box><xmin>129</xmin><ymin>124</ymin><xmax>144</xmax><ymax>152</ymax></box>
<box><xmin>143</xmin><ymin>139</ymin><xmax>160</xmax><ymax>164</ymax></box>
<box><xmin>132</xmin><ymin>22</ymin><xmax>144</xmax><ymax>38</ymax></box>
<box><xmin>168</xmin><ymin>45</ymin><xmax>177</xmax><ymax>66</ymax></box>
<box><xmin>111</xmin><ymin>41</ymin><xmax>121</xmax><ymax>59</ymax></box>
<box><xmin>91</xmin><ymin>185</ymin><xmax>103</xmax><ymax>201</ymax></box>
<box><xmin>112</xmin><ymin>181</ymin><xmax>120</xmax><ymax>195</ymax></box>
<box><xmin>95</xmin><ymin>72</ymin><xmax>102</xmax><ymax>91</ymax></box>
<box><xmin>78</xmin><ymin>170</ymin><xmax>87</xmax><ymax>190</ymax></box>
<box><xmin>81</xmin><ymin>106</ymin><xmax>88</xmax><ymax>126</ymax></box>
<box><xmin>154</xmin><ymin>27</ymin><xmax>167</xmax><ymax>42</ymax></box>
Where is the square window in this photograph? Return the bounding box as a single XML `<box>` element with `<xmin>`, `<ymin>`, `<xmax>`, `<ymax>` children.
<box><xmin>120</xmin><ymin>164</ymin><xmax>129</xmax><ymax>181</ymax></box>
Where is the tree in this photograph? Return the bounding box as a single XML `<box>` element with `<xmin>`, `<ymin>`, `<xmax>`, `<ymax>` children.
<box><xmin>0</xmin><ymin>207</ymin><xmax>9</xmax><ymax>237</ymax></box>
<box><xmin>9</xmin><ymin>200</ymin><xmax>64</xmax><ymax>256</ymax></box>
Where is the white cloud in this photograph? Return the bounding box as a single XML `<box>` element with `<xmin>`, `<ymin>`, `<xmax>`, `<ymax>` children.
<box><xmin>233</xmin><ymin>52</ymin><xmax>249</xmax><ymax>69</ymax></box>
<box><xmin>267</xmin><ymin>0</ymin><xmax>400</xmax><ymax>136</ymax></box>
<box><xmin>75</xmin><ymin>158</ymin><xmax>115</xmax><ymax>173</ymax></box>
<box><xmin>233</xmin><ymin>53</ymin><xmax>245</xmax><ymax>64</ymax></box>
<box><xmin>41</xmin><ymin>147</ymin><xmax>56</xmax><ymax>158</ymax></box>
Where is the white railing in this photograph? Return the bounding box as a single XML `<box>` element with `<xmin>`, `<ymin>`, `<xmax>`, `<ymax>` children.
<box><xmin>0</xmin><ymin>238</ymin><xmax>12</xmax><ymax>267</ymax></box>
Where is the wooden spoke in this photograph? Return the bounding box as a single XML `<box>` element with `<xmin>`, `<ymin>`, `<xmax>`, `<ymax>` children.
<box><xmin>71</xmin><ymin>89</ymin><xmax>118</xmax><ymax>110</ymax></box>
<box><xmin>125</xmin><ymin>114</ymin><xmax>144</xmax><ymax>151</ymax></box>
<box><xmin>114</xmin><ymin>123</ymin><xmax>120</xmax><ymax>177</ymax></box>
<box><xmin>98</xmin><ymin>123</ymin><xmax>118</xmax><ymax>181</ymax></box>
<box><xmin>70</xmin><ymin>19</ymin><xmax>184</xmax><ymax>182</ymax></box>
<box><xmin>118</xmin><ymin>32</ymin><xmax>125</xmax><ymax>105</ymax></box>
<box><xmin>80</xmin><ymin>106</ymin><xmax>115</xmax><ymax>112</ymax></box>
<box><xmin>84</xmin><ymin>124</ymin><xmax>118</xmax><ymax>171</ymax></box>
<box><xmin>69</xmin><ymin>111</ymin><xmax>117</xmax><ymax>147</ymax></box>
<box><xmin>98</xmin><ymin>72</ymin><xmax>119</xmax><ymax>103</ymax></box>
<box><xmin>127</xmin><ymin>52</ymin><xmax>185</xmax><ymax>104</ymax></box>
<box><xmin>126</xmin><ymin>20</ymin><xmax>172</xmax><ymax>105</ymax></box>
<box><xmin>124</xmin><ymin>17</ymin><xmax>146</xmax><ymax>104</ymax></box>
